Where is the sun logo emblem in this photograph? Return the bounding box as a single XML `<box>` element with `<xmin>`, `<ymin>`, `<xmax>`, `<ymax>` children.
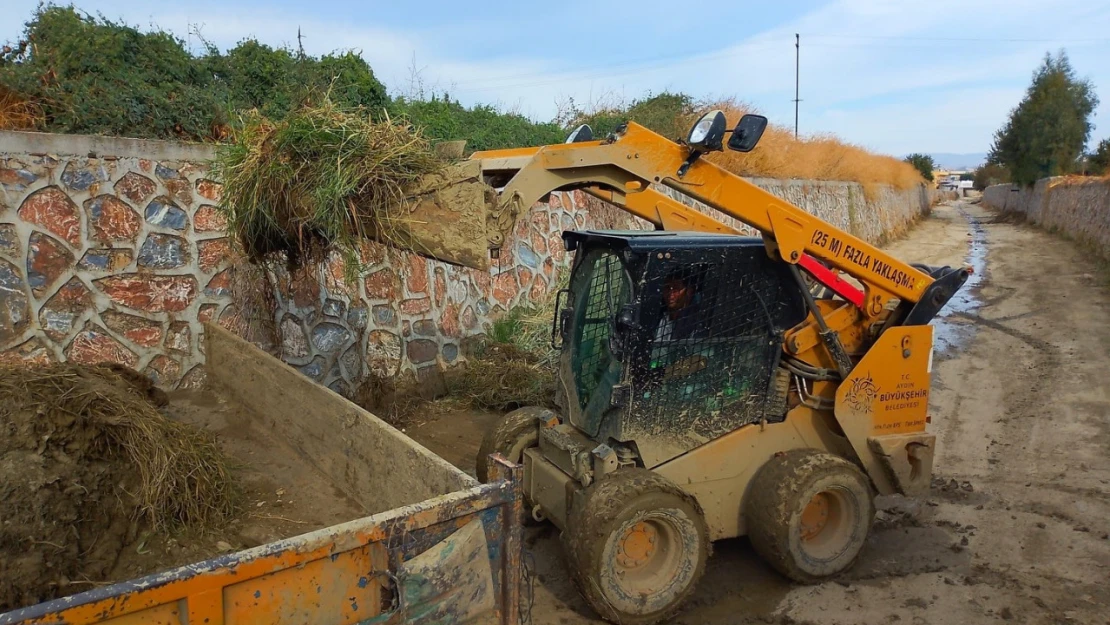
<box><xmin>844</xmin><ymin>373</ymin><xmax>878</xmax><ymax>413</ymax></box>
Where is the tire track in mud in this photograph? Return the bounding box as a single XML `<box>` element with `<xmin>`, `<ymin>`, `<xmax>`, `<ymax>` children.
<box><xmin>933</xmin><ymin>204</ymin><xmax>1063</xmax><ymax>471</ymax></box>
<box><xmin>922</xmin><ymin>204</ymin><xmax>1110</xmax><ymax>621</ymax></box>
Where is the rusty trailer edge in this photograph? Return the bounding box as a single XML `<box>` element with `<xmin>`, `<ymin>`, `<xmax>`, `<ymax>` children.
<box><xmin>0</xmin><ymin>457</ymin><xmax>522</xmax><ymax>625</ymax></box>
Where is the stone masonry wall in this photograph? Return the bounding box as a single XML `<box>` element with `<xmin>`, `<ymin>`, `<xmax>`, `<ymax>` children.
<box><xmin>983</xmin><ymin>178</ymin><xmax>1110</xmax><ymax>257</ymax></box>
<box><xmin>258</xmin><ymin>192</ymin><xmax>646</xmax><ymax>397</ymax></box>
<box><xmin>1</xmin><ymin>130</ymin><xmax>931</xmax><ymax>397</ymax></box>
<box><xmin>1</xmin><ymin>133</ymin><xmax>230</xmax><ymax>389</ymax></box>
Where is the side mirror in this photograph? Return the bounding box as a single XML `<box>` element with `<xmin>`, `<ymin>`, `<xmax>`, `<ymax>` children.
<box><xmin>610</xmin><ymin>304</ymin><xmax>640</xmax><ymax>361</ymax></box>
<box><xmin>550</xmin><ymin>289</ymin><xmax>572</xmax><ymax>350</ymax></box>
<box><xmin>727</xmin><ymin>114</ymin><xmax>768</xmax><ymax>152</ymax></box>
<box><xmin>565</xmin><ymin>124</ymin><xmax>594</xmax><ymax>143</ymax></box>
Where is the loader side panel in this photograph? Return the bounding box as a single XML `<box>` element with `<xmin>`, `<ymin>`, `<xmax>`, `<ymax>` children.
<box><xmin>834</xmin><ymin>325</ymin><xmax>934</xmax><ymax>496</ymax></box>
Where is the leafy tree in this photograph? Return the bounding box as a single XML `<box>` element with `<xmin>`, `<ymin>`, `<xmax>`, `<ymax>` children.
<box><xmin>972</xmin><ymin>162</ymin><xmax>1011</xmax><ymax>190</ymax></box>
<box><xmin>988</xmin><ymin>51</ymin><xmax>1099</xmax><ymax>185</ymax></box>
<box><xmin>903</xmin><ymin>153</ymin><xmax>936</xmax><ymax>182</ymax></box>
<box><xmin>1090</xmin><ymin>138</ymin><xmax>1110</xmax><ymax>175</ymax></box>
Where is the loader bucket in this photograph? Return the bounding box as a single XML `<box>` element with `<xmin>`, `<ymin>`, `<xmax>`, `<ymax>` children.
<box><xmin>387</xmin><ymin>159</ymin><xmax>497</xmax><ymax>271</ymax></box>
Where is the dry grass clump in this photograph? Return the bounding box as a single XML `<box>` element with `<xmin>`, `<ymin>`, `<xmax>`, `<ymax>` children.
<box><xmin>444</xmin><ymin>341</ymin><xmax>556</xmax><ymax>411</ymax></box>
<box><xmin>212</xmin><ymin>96</ymin><xmax>444</xmax><ymax>277</ymax></box>
<box><xmin>0</xmin><ymin>86</ymin><xmax>42</xmax><ymax>131</ymax></box>
<box><xmin>357</xmin><ymin>270</ymin><xmax>568</xmax><ymax>421</ymax></box>
<box><xmin>354</xmin><ymin>372</ymin><xmax>461</xmax><ymax>427</ymax></box>
<box><xmin>699</xmin><ymin>100</ymin><xmax>924</xmax><ymax>195</ymax></box>
<box><xmin>440</xmin><ymin>269</ymin><xmax>566</xmax><ymax>410</ymax></box>
<box><xmin>0</xmin><ymin>364</ymin><xmax>236</xmax><ymax>529</ymax></box>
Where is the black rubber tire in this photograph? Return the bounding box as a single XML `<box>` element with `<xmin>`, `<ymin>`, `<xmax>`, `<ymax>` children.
<box><xmin>562</xmin><ymin>469</ymin><xmax>709</xmax><ymax>625</ymax></box>
<box><xmin>475</xmin><ymin>406</ymin><xmax>548</xmax><ymax>483</ymax></box>
<box><xmin>744</xmin><ymin>449</ymin><xmax>875</xmax><ymax>584</ymax></box>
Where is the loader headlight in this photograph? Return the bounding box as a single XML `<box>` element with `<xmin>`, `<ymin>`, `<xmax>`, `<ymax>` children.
<box><xmin>565</xmin><ymin>124</ymin><xmax>594</xmax><ymax>143</ymax></box>
<box><xmin>686</xmin><ymin>110</ymin><xmax>727</xmax><ymax>152</ymax></box>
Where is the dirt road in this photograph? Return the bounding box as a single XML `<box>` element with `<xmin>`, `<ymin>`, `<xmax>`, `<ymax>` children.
<box><xmin>409</xmin><ymin>200</ymin><xmax>1110</xmax><ymax>625</ymax></box>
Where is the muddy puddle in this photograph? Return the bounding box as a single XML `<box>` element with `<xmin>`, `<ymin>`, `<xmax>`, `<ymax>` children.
<box><xmin>932</xmin><ymin>206</ymin><xmax>987</xmax><ymax>355</ymax></box>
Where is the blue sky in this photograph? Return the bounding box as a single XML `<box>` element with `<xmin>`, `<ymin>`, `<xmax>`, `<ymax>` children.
<box><xmin>4</xmin><ymin>0</ymin><xmax>1110</xmax><ymax>158</ymax></box>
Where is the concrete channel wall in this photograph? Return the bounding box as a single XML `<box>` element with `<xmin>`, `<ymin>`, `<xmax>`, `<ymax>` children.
<box><xmin>983</xmin><ymin>178</ymin><xmax>1110</xmax><ymax>256</ymax></box>
<box><xmin>1</xmin><ymin>129</ymin><xmax>933</xmax><ymax>396</ymax></box>
<box><xmin>660</xmin><ymin>178</ymin><xmax>932</xmax><ymax>244</ymax></box>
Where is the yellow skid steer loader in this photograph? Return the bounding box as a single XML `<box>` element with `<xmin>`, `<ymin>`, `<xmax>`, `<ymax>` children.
<box><xmin>404</xmin><ymin>112</ymin><xmax>967</xmax><ymax>624</ymax></box>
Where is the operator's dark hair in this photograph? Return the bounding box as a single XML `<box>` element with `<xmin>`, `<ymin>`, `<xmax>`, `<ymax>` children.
<box><xmin>662</xmin><ymin>264</ymin><xmax>706</xmax><ymax>292</ymax></box>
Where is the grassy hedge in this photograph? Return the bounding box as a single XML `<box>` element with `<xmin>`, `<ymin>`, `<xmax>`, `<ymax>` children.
<box><xmin>0</xmin><ymin>6</ymin><xmax>560</xmax><ymax>148</ymax></box>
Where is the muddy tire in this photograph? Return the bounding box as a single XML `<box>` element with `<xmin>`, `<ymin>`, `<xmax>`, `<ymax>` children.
<box><xmin>745</xmin><ymin>449</ymin><xmax>875</xmax><ymax>583</ymax></box>
<box><xmin>475</xmin><ymin>406</ymin><xmax>547</xmax><ymax>483</ymax></box>
<box><xmin>562</xmin><ymin>469</ymin><xmax>709</xmax><ymax>625</ymax></box>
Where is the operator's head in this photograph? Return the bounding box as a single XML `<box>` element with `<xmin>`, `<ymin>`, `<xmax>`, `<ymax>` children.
<box><xmin>663</xmin><ymin>276</ymin><xmax>693</xmax><ymax>314</ymax></box>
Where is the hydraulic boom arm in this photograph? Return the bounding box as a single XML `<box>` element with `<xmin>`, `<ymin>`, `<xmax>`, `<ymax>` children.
<box><xmin>471</xmin><ymin>122</ymin><xmax>935</xmax><ymax>319</ymax></box>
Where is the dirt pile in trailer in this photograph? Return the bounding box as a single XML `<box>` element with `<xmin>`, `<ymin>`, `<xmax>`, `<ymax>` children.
<box><xmin>0</xmin><ymin>365</ymin><xmax>235</xmax><ymax>611</ymax></box>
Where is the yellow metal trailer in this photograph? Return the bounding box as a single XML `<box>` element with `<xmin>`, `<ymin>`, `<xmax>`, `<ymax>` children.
<box><xmin>0</xmin><ymin>325</ymin><xmax>523</xmax><ymax>625</ymax></box>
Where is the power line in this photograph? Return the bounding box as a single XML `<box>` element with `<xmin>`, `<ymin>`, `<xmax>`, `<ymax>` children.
<box><xmin>444</xmin><ymin>32</ymin><xmax>1110</xmax><ymax>95</ymax></box>
<box><xmin>807</xmin><ymin>34</ymin><xmax>1110</xmax><ymax>43</ymax></box>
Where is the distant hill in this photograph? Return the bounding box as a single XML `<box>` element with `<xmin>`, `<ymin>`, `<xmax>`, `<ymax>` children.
<box><xmin>928</xmin><ymin>152</ymin><xmax>987</xmax><ymax>170</ymax></box>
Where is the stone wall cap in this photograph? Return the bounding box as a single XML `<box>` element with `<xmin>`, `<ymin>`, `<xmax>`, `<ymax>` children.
<box><xmin>0</xmin><ymin>130</ymin><xmax>216</xmax><ymax>161</ymax></box>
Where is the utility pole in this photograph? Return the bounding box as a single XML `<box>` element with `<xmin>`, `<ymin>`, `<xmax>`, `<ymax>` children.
<box><xmin>794</xmin><ymin>33</ymin><xmax>800</xmax><ymax>139</ymax></box>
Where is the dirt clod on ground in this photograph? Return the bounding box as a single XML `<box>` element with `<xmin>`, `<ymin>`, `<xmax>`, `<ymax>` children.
<box><xmin>0</xmin><ymin>364</ymin><xmax>235</xmax><ymax>611</ymax></box>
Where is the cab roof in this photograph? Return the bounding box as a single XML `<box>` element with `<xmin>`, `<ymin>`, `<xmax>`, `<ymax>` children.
<box><xmin>562</xmin><ymin>229</ymin><xmax>765</xmax><ymax>252</ymax></box>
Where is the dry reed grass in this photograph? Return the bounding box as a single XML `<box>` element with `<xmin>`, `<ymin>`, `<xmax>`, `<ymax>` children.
<box><xmin>212</xmin><ymin>96</ymin><xmax>444</xmax><ymax>278</ymax></box>
<box><xmin>444</xmin><ymin>341</ymin><xmax>556</xmax><ymax>411</ymax></box>
<box><xmin>695</xmin><ymin>100</ymin><xmax>924</xmax><ymax>196</ymax></box>
<box><xmin>0</xmin><ymin>86</ymin><xmax>42</xmax><ymax>131</ymax></box>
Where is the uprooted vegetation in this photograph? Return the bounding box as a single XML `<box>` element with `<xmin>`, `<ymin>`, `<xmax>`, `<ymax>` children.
<box><xmin>212</xmin><ymin>97</ymin><xmax>445</xmax><ymax>276</ymax></box>
<box><xmin>0</xmin><ymin>364</ymin><xmax>236</xmax><ymax>610</ymax></box>
<box><xmin>442</xmin><ymin>271</ymin><xmax>564</xmax><ymax>409</ymax></box>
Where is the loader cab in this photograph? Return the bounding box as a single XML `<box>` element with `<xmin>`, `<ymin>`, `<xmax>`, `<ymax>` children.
<box><xmin>556</xmin><ymin>230</ymin><xmax>809</xmax><ymax>467</ymax></box>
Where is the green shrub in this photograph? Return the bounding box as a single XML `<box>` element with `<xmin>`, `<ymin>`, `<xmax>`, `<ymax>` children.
<box><xmin>1</xmin><ymin>6</ymin><xmax>225</xmax><ymax>139</ymax></box>
<box><xmin>390</xmin><ymin>96</ymin><xmax>564</xmax><ymax>152</ymax></box>
<box><xmin>562</xmin><ymin>91</ymin><xmax>695</xmax><ymax>141</ymax></box>
<box><xmin>1</xmin><ymin>6</ymin><xmax>389</xmax><ymax>140</ymax></box>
